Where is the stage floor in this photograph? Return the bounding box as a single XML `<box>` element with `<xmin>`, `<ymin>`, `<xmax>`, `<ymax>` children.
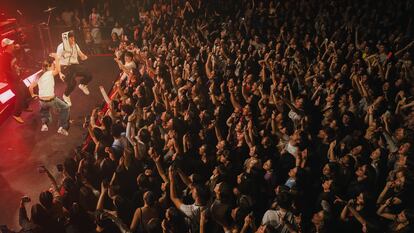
<box><xmin>0</xmin><ymin>56</ymin><xmax>117</xmax><ymax>230</ymax></box>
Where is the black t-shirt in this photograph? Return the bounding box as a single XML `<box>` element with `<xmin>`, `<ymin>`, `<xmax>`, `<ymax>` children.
<box><xmin>0</xmin><ymin>52</ymin><xmax>15</xmax><ymax>83</ymax></box>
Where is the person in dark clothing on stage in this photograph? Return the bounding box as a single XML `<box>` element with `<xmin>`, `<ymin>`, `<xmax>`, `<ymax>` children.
<box><xmin>56</xmin><ymin>31</ymin><xmax>92</xmax><ymax>107</ymax></box>
<box><xmin>0</xmin><ymin>38</ymin><xmax>31</xmax><ymax>124</ymax></box>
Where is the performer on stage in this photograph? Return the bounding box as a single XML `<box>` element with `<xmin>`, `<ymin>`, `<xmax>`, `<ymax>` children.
<box><xmin>0</xmin><ymin>38</ymin><xmax>31</xmax><ymax>124</ymax></box>
<box><xmin>29</xmin><ymin>53</ymin><xmax>70</xmax><ymax>135</ymax></box>
<box><xmin>56</xmin><ymin>31</ymin><xmax>92</xmax><ymax>106</ymax></box>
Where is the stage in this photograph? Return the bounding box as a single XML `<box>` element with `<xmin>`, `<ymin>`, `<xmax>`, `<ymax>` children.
<box><xmin>0</xmin><ymin>56</ymin><xmax>117</xmax><ymax>230</ymax></box>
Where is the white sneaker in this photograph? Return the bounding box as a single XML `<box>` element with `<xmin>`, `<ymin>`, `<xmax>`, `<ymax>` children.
<box><xmin>41</xmin><ymin>124</ymin><xmax>48</xmax><ymax>132</ymax></box>
<box><xmin>57</xmin><ymin>127</ymin><xmax>69</xmax><ymax>136</ymax></box>
<box><xmin>63</xmin><ymin>94</ymin><xmax>72</xmax><ymax>106</ymax></box>
<box><xmin>78</xmin><ymin>84</ymin><xmax>90</xmax><ymax>95</ymax></box>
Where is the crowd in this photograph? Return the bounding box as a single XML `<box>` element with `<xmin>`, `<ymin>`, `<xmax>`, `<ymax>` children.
<box><xmin>7</xmin><ymin>0</ymin><xmax>414</xmax><ymax>232</ymax></box>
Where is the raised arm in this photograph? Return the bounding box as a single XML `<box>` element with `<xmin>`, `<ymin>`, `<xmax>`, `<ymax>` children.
<box><xmin>149</xmin><ymin>148</ymin><xmax>169</xmax><ymax>183</ymax></box>
<box><xmin>49</xmin><ymin>53</ymin><xmax>61</xmax><ymax>76</ymax></box>
<box><xmin>376</xmin><ymin>199</ymin><xmax>397</xmax><ymax>221</ymax></box>
<box><xmin>348</xmin><ymin>205</ymin><xmax>368</xmax><ymax>226</ymax></box>
<box><xmin>76</xmin><ymin>44</ymin><xmax>88</xmax><ymax>61</ymax></box>
<box><xmin>328</xmin><ymin>140</ymin><xmax>337</xmax><ymax>162</ymax></box>
<box><xmin>177</xmin><ymin>168</ymin><xmax>193</xmax><ymax>189</ymax></box>
<box><xmin>96</xmin><ymin>181</ymin><xmax>108</xmax><ymax>210</ymax></box>
<box><xmin>229</xmin><ymin>88</ymin><xmax>242</xmax><ymax>110</ymax></box>
<box><xmin>169</xmin><ymin>167</ymin><xmax>184</xmax><ymax>209</ymax></box>
<box><xmin>377</xmin><ymin>181</ymin><xmax>392</xmax><ymax>204</ymax></box>
<box><xmin>395</xmin><ymin>40</ymin><xmax>414</xmax><ymax>57</ymax></box>
<box><xmin>205</xmin><ymin>53</ymin><xmax>214</xmax><ymax>79</ymax></box>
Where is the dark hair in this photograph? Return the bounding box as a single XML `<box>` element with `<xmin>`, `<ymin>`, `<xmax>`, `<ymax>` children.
<box><xmin>361</xmin><ymin>191</ymin><xmax>376</xmax><ymax>214</ymax></box>
<box><xmin>139</xmin><ymin>128</ymin><xmax>150</xmax><ymax>143</ymax></box>
<box><xmin>79</xmin><ymin>186</ymin><xmax>96</xmax><ymax>211</ymax></box>
<box><xmin>125</xmin><ymin>51</ymin><xmax>133</xmax><ymax>58</ymax></box>
<box><xmin>144</xmin><ymin>191</ymin><xmax>156</xmax><ymax>207</ymax></box>
<box><xmin>165</xmin><ymin>207</ymin><xmax>188</xmax><ymax>233</ymax></box>
<box><xmin>121</xmin><ymin>104</ymin><xmax>134</xmax><ymax>115</ymax></box>
<box><xmin>64</xmin><ymin>158</ymin><xmax>77</xmax><ymax>179</ymax></box>
<box><xmin>102</xmin><ymin>115</ymin><xmax>113</xmax><ymax>130</ymax></box>
<box><xmin>41</xmin><ymin>57</ymin><xmax>55</xmax><ymax>72</ymax></box>
<box><xmin>30</xmin><ymin>204</ymin><xmax>47</xmax><ymax>225</ymax></box>
<box><xmin>39</xmin><ymin>191</ymin><xmax>53</xmax><ymax>209</ymax></box>
<box><xmin>68</xmin><ymin>31</ymin><xmax>75</xmax><ymax>38</ymax></box>
<box><xmin>137</xmin><ymin>173</ymin><xmax>150</xmax><ymax>190</ymax></box>
<box><xmin>263</xmin><ymin>225</ymin><xmax>277</xmax><ymax>233</ymax></box>
<box><xmin>111</xmin><ymin>123</ymin><xmax>124</xmax><ymax>138</ymax></box>
<box><xmin>95</xmin><ymin>211</ymin><xmax>113</xmax><ymax>228</ymax></box>
<box><xmin>403</xmin><ymin>209</ymin><xmax>414</xmax><ymax>224</ymax></box>
<box><xmin>146</xmin><ymin>218</ymin><xmax>162</xmax><ymax>233</ymax></box>
<box><xmin>93</xmin><ymin>127</ymin><xmax>104</xmax><ymax>141</ymax></box>
<box><xmin>193</xmin><ymin>185</ymin><xmax>209</xmax><ymax>205</ymax></box>
<box><xmin>233</xmin><ymin>207</ymin><xmax>249</xmax><ymax>227</ymax></box>
<box><xmin>276</xmin><ymin>191</ymin><xmax>292</xmax><ymax>210</ymax></box>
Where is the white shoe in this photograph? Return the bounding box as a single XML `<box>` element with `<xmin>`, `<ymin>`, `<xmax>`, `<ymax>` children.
<box><xmin>78</xmin><ymin>84</ymin><xmax>90</xmax><ymax>95</ymax></box>
<box><xmin>57</xmin><ymin>127</ymin><xmax>69</xmax><ymax>136</ymax></box>
<box><xmin>41</xmin><ymin>124</ymin><xmax>48</xmax><ymax>132</ymax></box>
<box><xmin>63</xmin><ymin>94</ymin><xmax>72</xmax><ymax>106</ymax></box>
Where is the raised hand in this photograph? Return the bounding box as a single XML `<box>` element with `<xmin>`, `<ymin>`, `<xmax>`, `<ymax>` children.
<box><xmin>49</xmin><ymin>53</ymin><xmax>58</xmax><ymax>58</ymax></box>
<box><xmin>101</xmin><ymin>181</ymin><xmax>108</xmax><ymax>193</ymax></box>
<box><xmin>329</xmin><ymin>140</ymin><xmax>337</xmax><ymax>149</ymax></box>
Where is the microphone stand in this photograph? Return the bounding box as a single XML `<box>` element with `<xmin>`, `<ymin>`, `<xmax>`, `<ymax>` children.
<box><xmin>38</xmin><ymin>7</ymin><xmax>56</xmax><ymax>57</ymax></box>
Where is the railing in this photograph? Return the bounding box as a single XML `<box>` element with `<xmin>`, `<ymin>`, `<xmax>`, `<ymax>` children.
<box><xmin>81</xmin><ymin>66</ymin><xmax>120</xmax><ymax>151</ymax></box>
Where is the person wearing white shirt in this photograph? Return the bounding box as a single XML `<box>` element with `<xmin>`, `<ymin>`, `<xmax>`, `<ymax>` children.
<box><xmin>89</xmin><ymin>8</ymin><xmax>102</xmax><ymax>44</ymax></box>
<box><xmin>56</xmin><ymin>31</ymin><xmax>92</xmax><ymax>106</ymax></box>
<box><xmin>261</xmin><ymin>192</ymin><xmax>295</xmax><ymax>233</ymax></box>
<box><xmin>169</xmin><ymin>166</ymin><xmax>207</xmax><ymax>232</ymax></box>
<box><xmin>111</xmin><ymin>22</ymin><xmax>124</xmax><ymax>38</ymax></box>
<box><xmin>115</xmin><ymin>51</ymin><xmax>136</xmax><ymax>82</ymax></box>
<box><xmin>29</xmin><ymin>54</ymin><xmax>70</xmax><ymax>136</ymax></box>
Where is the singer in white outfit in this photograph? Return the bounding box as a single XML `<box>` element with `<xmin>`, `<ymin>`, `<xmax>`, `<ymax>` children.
<box><xmin>29</xmin><ymin>54</ymin><xmax>70</xmax><ymax>136</ymax></box>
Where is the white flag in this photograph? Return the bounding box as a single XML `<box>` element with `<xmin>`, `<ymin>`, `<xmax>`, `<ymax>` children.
<box><xmin>62</xmin><ymin>31</ymin><xmax>71</xmax><ymax>51</ymax></box>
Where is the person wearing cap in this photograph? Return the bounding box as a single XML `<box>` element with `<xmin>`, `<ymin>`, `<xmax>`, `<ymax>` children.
<box><xmin>0</xmin><ymin>38</ymin><xmax>31</xmax><ymax>123</ymax></box>
<box><xmin>56</xmin><ymin>31</ymin><xmax>92</xmax><ymax>106</ymax></box>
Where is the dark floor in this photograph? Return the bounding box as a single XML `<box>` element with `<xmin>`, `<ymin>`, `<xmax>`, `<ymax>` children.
<box><xmin>0</xmin><ymin>56</ymin><xmax>117</xmax><ymax>230</ymax></box>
